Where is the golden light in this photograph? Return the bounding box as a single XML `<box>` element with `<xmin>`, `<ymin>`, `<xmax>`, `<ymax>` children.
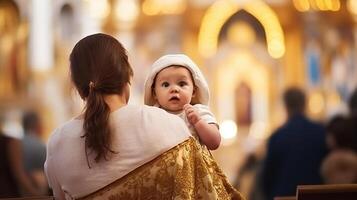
<box><xmin>86</xmin><ymin>0</ymin><xmax>110</xmax><ymax>19</ymax></box>
<box><xmin>198</xmin><ymin>0</ymin><xmax>285</xmax><ymax>58</ymax></box>
<box><xmin>142</xmin><ymin>0</ymin><xmax>186</xmax><ymax>15</ymax></box>
<box><xmin>115</xmin><ymin>0</ymin><xmax>139</xmax><ymax>22</ymax></box>
<box><xmin>198</xmin><ymin>0</ymin><xmax>237</xmax><ymax>57</ymax></box>
<box><xmin>293</xmin><ymin>0</ymin><xmax>310</xmax><ymax>12</ymax></box>
<box><xmin>308</xmin><ymin>92</ymin><xmax>325</xmax><ymax>115</ymax></box>
<box><xmin>162</xmin><ymin>0</ymin><xmax>186</xmax><ymax>15</ymax></box>
<box><xmin>293</xmin><ymin>0</ymin><xmax>340</xmax><ymax>12</ymax></box>
<box><xmin>316</xmin><ymin>0</ymin><xmax>326</xmax><ymax>10</ymax></box>
<box><xmin>220</xmin><ymin>120</ymin><xmax>238</xmax><ymax>139</ymax></box>
<box><xmin>227</xmin><ymin>21</ymin><xmax>256</xmax><ymax>46</ymax></box>
<box><xmin>330</xmin><ymin>0</ymin><xmax>341</xmax><ymax>11</ymax></box>
<box><xmin>142</xmin><ymin>0</ymin><xmax>160</xmax><ymax>15</ymax></box>
<box><xmin>268</xmin><ymin>38</ymin><xmax>285</xmax><ymax>58</ymax></box>
<box><xmin>220</xmin><ymin>120</ymin><xmax>238</xmax><ymax>146</ymax></box>
<box><xmin>324</xmin><ymin>0</ymin><xmax>333</xmax><ymax>10</ymax></box>
<box><xmin>347</xmin><ymin>0</ymin><xmax>357</xmax><ymax>15</ymax></box>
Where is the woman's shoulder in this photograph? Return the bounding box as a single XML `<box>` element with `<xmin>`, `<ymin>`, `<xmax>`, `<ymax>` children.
<box><xmin>121</xmin><ymin>104</ymin><xmax>183</xmax><ymax>120</ymax></box>
<box><xmin>142</xmin><ymin>105</ymin><xmax>189</xmax><ymax>124</ymax></box>
<box><xmin>46</xmin><ymin>119</ymin><xmax>82</xmax><ymax>150</ymax></box>
<box><xmin>117</xmin><ymin>104</ymin><xmax>190</xmax><ymax>135</ymax></box>
<box><xmin>112</xmin><ymin>105</ymin><xmax>190</xmax><ymax>153</ymax></box>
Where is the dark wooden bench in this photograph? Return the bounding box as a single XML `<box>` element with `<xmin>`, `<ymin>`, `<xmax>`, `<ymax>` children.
<box><xmin>297</xmin><ymin>184</ymin><xmax>357</xmax><ymax>200</ymax></box>
<box><xmin>274</xmin><ymin>196</ymin><xmax>296</xmax><ymax>200</ymax></box>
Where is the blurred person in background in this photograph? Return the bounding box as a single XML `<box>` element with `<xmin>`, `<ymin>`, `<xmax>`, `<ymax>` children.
<box><xmin>0</xmin><ymin>111</ymin><xmax>42</xmax><ymax>197</ymax></box>
<box><xmin>261</xmin><ymin>87</ymin><xmax>328</xmax><ymax>200</ymax></box>
<box><xmin>320</xmin><ymin>89</ymin><xmax>357</xmax><ymax>184</ymax></box>
<box><xmin>324</xmin><ymin>115</ymin><xmax>357</xmax><ymax>151</ymax></box>
<box><xmin>21</xmin><ymin>110</ymin><xmax>49</xmax><ymax>195</ymax></box>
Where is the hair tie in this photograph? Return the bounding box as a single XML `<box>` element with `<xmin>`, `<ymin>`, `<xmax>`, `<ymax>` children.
<box><xmin>89</xmin><ymin>81</ymin><xmax>96</xmax><ymax>91</ymax></box>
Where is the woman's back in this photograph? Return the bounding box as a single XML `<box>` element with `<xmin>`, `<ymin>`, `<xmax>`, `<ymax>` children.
<box><xmin>45</xmin><ymin>105</ymin><xmax>190</xmax><ymax>199</ymax></box>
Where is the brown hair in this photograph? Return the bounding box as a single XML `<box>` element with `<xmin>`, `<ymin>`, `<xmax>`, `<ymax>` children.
<box><xmin>70</xmin><ymin>33</ymin><xmax>133</xmax><ymax>165</ymax></box>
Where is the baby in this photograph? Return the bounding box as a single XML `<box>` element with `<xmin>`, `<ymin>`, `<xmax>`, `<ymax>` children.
<box><xmin>144</xmin><ymin>54</ymin><xmax>221</xmax><ymax>150</ymax></box>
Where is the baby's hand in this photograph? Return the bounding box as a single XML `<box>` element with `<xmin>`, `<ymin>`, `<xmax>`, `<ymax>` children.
<box><xmin>184</xmin><ymin>104</ymin><xmax>201</xmax><ymax>125</ymax></box>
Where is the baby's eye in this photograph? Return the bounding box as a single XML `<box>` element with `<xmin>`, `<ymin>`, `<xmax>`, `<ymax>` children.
<box><xmin>161</xmin><ymin>82</ymin><xmax>169</xmax><ymax>87</ymax></box>
<box><xmin>179</xmin><ymin>81</ymin><xmax>188</xmax><ymax>87</ymax></box>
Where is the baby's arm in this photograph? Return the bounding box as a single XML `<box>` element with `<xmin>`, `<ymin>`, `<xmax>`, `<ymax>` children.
<box><xmin>184</xmin><ymin>104</ymin><xmax>221</xmax><ymax>150</ymax></box>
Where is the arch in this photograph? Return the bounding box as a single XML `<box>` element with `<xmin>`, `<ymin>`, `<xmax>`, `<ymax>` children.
<box><xmin>198</xmin><ymin>0</ymin><xmax>285</xmax><ymax>58</ymax></box>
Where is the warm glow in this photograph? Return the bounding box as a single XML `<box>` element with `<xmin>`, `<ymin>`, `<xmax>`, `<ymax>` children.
<box><xmin>245</xmin><ymin>1</ymin><xmax>285</xmax><ymax>58</ymax></box>
<box><xmin>316</xmin><ymin>0</ymin><xmax>327</xmax><ymax>10</ymax></box>
<box><xmin>220</xmin><ymin>120</ymin><xmax>238</xmax><ymax>146</ymax></box>
<box><xmin>227</xmin><ymin>21</ymin><xmax>256</xmax><ymax>46</ymax></box>
<box><xmin>308</xmin><ymin>92</ymin><xmax>325</xmax><ymax>115</ymax></box>
<box><xmin>115</xmin><ymin>0</ymin><xmax>139</xmax><ymax>22</ymax></box>
<box><xmin>293</xmin><ymin>0</ymin><xmax>340</xmax><ymax>12</ymax></box>
<box><xmin>142</xmin><ymin>0</ymin><xmax>159</xmax><ymax>15</ymax></box>
<box><xmin>347</xmin><ymin>0</ymin><xmax>357</xmax><ymax>15</ymax></box>
<box><xmin>142</xmin><ymin>0</ymin><xmax>186</xmax><ymax>15</ymax></box>
<box><xmin>331</xmin><ymin>0</ymin><xmax>341</xmax><ymax>11</ymax></box>
<box><xmin>293</xmin><ymin>0</ymin><xmax>310</xmax><ymax>12</ymax></box>
<box><xmin>220</xmin><ymin>120</ymin><xmax>238</xmax><ymax>139</ymax></box>
<box><xmin>198</xmin><ymin>0</ymin><xmax>237</xmax><ymax>57</ymax></box>
<box><xmin>86</xmin><ymin>0</ymin><xmax>110</xmax><ymax>19</ymax></box>
<box><xmin>324</xmin><ymin>0</ymin><xmax>333</xmax><ymax>10</ymax></box>
<box><xmin>268</xmin><ymin>38</ymin><xmax>285</xmax><ymax>58</ymax></box>
<box><xmin>198</xmin><ymin>0</ymin><xmax>285</xmax><ymax>58</ymax></box>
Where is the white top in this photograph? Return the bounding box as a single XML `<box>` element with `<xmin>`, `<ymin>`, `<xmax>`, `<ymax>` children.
<box><xmin>44</xmin><ymin>105</ymin><xmax>190</xmax><ymax>200</ymax></box>
<box><xmin>176</xmin><ymin>104</ymin><xmax>217</xmax><ymax>140</ymax></box>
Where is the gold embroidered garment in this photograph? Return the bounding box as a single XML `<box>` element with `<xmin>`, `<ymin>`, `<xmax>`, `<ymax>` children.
<box><xmin>79</xmin><ymin>137</ymin><xmax>245</xmax><ymax>200</ymax></box>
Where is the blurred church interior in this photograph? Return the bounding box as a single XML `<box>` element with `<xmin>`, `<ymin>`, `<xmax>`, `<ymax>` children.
<box><xmin>1</xmin><ymin>0</ymin><xmax>357</xmax><ymax>197</ymax></box>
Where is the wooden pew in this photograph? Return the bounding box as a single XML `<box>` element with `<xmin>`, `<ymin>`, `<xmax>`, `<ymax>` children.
<box><xmin>297</xmin><ymin>184</ymin><xmax>357</xmax><ymax>200</ymax></box>
<box><xmin>274</xmin><ymin>196</ymin><xmax>296</xmax><ymax>200</ymax></box>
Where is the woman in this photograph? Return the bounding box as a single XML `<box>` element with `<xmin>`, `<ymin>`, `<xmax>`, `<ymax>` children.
<box><xmin>45</xmin><ymin>33</ymin><xmax>243</xmax><ymax>200</ymax></box>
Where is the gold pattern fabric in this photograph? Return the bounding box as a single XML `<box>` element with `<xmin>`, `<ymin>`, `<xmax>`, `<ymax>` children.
<box><xmin>79</xmin><ymin>137</ymin><xmax>245</xmax><ymax>200</ymax></box>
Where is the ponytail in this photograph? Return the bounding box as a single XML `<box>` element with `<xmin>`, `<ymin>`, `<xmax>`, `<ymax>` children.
<box><xmin>82</xmin><ymin>83</ymin><xmax>116</xmax><ymax>166</ymax></box>
<box><xmin>69</xmin><ymin>33</ymin><xmax>133</xmax><ymax>167</ymax></box>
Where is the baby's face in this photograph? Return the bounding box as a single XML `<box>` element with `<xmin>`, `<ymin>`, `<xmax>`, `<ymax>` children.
<box><xmin>154</xmin><ymin>66</ymin><xmax>195</xmax><ymax>113</ymax></box>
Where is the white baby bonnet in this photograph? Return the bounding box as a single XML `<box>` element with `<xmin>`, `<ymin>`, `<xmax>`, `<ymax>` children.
<box><xmin>144</xmin><ymin>54</ymin><xmax>210</xmax><ymax>106</ymax></box>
